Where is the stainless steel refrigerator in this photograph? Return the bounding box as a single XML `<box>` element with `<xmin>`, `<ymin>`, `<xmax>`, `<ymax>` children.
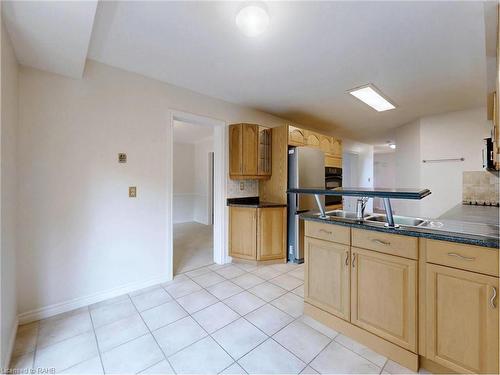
<box><xmin>287</xmin><ymin>147</ymin><xmax>325</xmax><ymax>263</ymax></box>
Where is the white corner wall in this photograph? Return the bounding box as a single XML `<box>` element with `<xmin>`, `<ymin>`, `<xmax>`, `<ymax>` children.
<box><xmin>419</xmin><ymin>107</ymin><xmax>491</xmax><ymax>218</ymax></box>
<box><xmin>1</xmin><ymin>17</ymin><xmax>19</xmax><ymax>367</ymax></box>
<box><xmin>390</xmin><ymin>107</ymin><xmax>491</xmax><ymax>218</ymax></box>
<box><xmin>16</xmin><ymin>60</ymin><xmax>299</xmax><ymax>321</ymax></box>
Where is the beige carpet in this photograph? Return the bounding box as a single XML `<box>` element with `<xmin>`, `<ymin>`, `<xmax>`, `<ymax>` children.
<box><xmin>173</xmin><ymin>222</ymin><xmax>213</xmax><ymax>275</ymax></box>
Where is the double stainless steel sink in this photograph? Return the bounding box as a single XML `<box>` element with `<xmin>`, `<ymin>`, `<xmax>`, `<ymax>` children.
<box><xmin>323</xmin><ymin>210</ymin><xmax>427</xmax><ymax>227</ymax></box>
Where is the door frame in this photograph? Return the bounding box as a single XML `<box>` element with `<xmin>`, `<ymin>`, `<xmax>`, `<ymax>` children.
<box><xmin>168</xmin><ymin>110</ymin><xmax>227</xmax><ymax>280</ymax></box>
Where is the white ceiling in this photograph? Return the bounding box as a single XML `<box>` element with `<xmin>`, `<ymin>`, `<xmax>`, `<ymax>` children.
<box><xmin>2</xmin><ymin>1</ymin><xmax>97</xmax><ymax>78</ymax></box>
<box><xmin>2</xmin><ymin>1</ymin><xmax>495</xmax><ymax>142</ymax></box>
<box><xmin>173</xmin><ymin>120</ymin><xmax>214</xmax><ymax>144</ymax></box>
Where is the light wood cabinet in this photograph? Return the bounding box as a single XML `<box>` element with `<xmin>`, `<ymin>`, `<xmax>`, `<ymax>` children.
<box><xmin>304</xmin><ymin>237</ymin><xmax>350</xmax><ymax>320</ymax></box>
<box><xmin>228</xmin><ymin>207</ymin><xmax>257</xmax><ymax>260</ymax></box>
<box><xmin>242</xmin><ymin>124</ymin><xmax>258</xmax><ymax>176</ymax></box>
<box><xmin>229</xmin><ymin>206</ymin><xmax>286</xmax><ymax>262</ymax></box>
<box><xmin>331</xmin><ymin>138</ymin><xmax>342</xmax><ymax>157</ymax></box>
<box><xmin>351</xmin><ymin>247</ymin><xmax>417</xmax><ymax>352</ymax></box>
<box><xmin>257</xmin><ymin>126</ymin><xmax>272</xmax><ymax>176</ymax></box>
<box><xmin>257</xmin><ymin>207</ymin><xmax>286</xmax><ymax>261</ymax></box>
<box><xmin>325</xmin><ymin>155</ymin><xmax>342</xmax><ymax>168</ymax></box>
<box><xmin>288</xmin><ymin>126</ymin><xmax>306</xmax><ymax>146</ymax></box>
<box><xmin>425</xmin><ymin>264</ymin><xmax>499</xmax><ymax>374</ymax></box>
<box><xmin>229</xmin><ymin>123</ymin><xmax>271</xmax><ymax>179</ymax></box>
<box><xmin>305</xmin><ymin>131</ymin><xmax>321</xmax><ymax>148</ymax></box>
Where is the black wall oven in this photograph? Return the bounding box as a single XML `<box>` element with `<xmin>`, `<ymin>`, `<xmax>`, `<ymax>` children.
<box><xmin>325</xmin><ymin>167</ymin><xmax>342</xmax><ymax>205</ymax></box>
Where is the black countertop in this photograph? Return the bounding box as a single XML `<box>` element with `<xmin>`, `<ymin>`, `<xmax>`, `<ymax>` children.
<box><xmin>227</xmin><ymin>197</ymin><xmax>286</xmax><ymax>208</ymax></box>
<box><xmin>300</xmin><ymin>205</ymin><xmax>499</xmax><ymax>249</ymax></box>
<box><xmin>287</xmin><ymin>187</ymin><xmax>431</xmax><ymax>200</ymax></box>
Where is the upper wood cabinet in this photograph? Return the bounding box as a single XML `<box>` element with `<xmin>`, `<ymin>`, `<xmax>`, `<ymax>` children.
<box><xmin>305</xmin><ymin>131</ymin><xmax>321</xmax><ymax>148</ymax></box>
<box><xmin>229</xmin><ymin>206</ymin><xmax>286</xmax><ymax>262</ymax></box>
<box><xmin>426</xmin><ymin>264</ymin><xmax>499</xmax><ymax>374</ymax></box>
<box><xmin>287</xmin><ymin>125</ymin><xmax>343</xmax><ymax>159</ymax></box>
<box><xmin>331</xmin><ymin>138</ymin><xmax>342</xmax><ymax>158</ymax></box>
<box><xmin>288</xmin><ymin>126</ymin><xmax>306</xmax><ymax>146</ymax></box>
<box><xmin>351</xmin><ymin>247</ymin><xmax>417</xmax><ymax>352</ymax></box>
<box><xmin>304</xmin><ymin>236</ymin><xmax>350</xmax><ymax>321</ymax></box>
<box><xmin>229</xmin><ymin>123</ymin><xmax>271</xmax><ymax>179</ymax></box>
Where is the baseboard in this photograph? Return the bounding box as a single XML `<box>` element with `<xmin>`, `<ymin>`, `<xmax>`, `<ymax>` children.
<box><xmin>17</xmin><ymin>274</ymin><xmax>171</xmax><ymax>325</ymax></box>
<box><xmin>4</xmin><ymin>317</ymin><xmax>19</xmax><ymax>368</ymax></box>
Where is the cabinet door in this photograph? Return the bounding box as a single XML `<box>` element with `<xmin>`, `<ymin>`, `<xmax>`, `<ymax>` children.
<box><xmin>257</xmin><ymin>127</ymin><xmax>272</xmax><ymax>176</ymax></box>
<box><xmin>288</xmin><ymin>126</ymin><xmax>305</xmax><ymax>146</ymax></box>
<box><xmin>304</xmin><ymin>237</ymin><xmax>350</xmax><ymax>321</ymax></box>
<box><xmin>331</xmin><ymin>138</ymin><xmax>342</xmax><ymax>157</ymax></box>
<box><xmin>257</xmin><ymin>207</ymin><xmax>286</xmax><ymax>261</ymax></box>
<box><xmin>229</xmin><ymin>124</ymin><xmax>242</xmax><ymax>176</ymax></box>
<box><xmin>242</xmin><ymin>124</ymin><xmax>258</xmax><ymax>176</ymax></box>
<box><xmin>325</xmin><ymin>155</ymin><xmax>342</xmax><ymax>168</ymax></box>
<box><xmin>305</xmin><ymin>131</ymin><xmax>321</xmax><ymax>148</ymax></box>
<box><xmin>351</xmin><ymin>247</ymin><xmax>417</xmax><ymax>352</ymax></box>
<box><xmin>229</xmin><ymin>207</ymin><xmax>257</xmax><ymax>260</ymax></box>
<box><xmin>320</xmin><ymin>135</ymin><xmax>332</xmax><ymax>153</ymax></box>
<box><xmin>426</xmin><ymin>264</ymin><xmax>499</xmax><ymax>374</ymax></box>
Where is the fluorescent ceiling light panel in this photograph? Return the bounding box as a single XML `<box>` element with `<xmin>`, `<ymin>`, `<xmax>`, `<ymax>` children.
<box><xmin>348</xmin><ymin>84</ymin><xmax>396</xmax><ymax>112</ymax></box>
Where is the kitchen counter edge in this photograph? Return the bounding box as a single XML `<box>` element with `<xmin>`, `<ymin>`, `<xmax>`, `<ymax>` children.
<box><xmin>300</xmin><ymin>214</ymin><xmax>499</xmax><ymax>249</ymax></box>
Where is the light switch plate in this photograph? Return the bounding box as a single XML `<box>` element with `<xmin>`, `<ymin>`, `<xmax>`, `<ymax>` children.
<box><xmin>118</xmin><ymin>153</ymin><xmax>127</xmax><ymax>163</ymax></box>
<box><xmin>129</xmin><ymin>186</ymin><xmax>137</xmax><ymax>198</ymax></box>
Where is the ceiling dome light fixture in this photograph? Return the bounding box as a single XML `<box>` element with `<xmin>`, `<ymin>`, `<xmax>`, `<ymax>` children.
<box><xmin>236</xmin><ymin>5</ymin><xmax>269</xmax><ymax>37</ymax></box>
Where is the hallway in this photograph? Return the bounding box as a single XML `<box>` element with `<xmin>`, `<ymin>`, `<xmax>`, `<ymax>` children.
<box><xmin>174</xmin><ymin>222</ymin><xmax>213</xmax><ymax>274</ymax></box>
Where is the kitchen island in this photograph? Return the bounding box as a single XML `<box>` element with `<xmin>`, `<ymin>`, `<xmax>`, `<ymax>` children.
<box><xmin>297</xmin><ymin>203</ymin><xmax>499</xmax><ymax>374</ymax></box>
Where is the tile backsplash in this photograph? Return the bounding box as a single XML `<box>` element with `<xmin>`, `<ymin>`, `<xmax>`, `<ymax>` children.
<box><xmin>226</xmin><ymin>179</ymin><xmax>259</xmax><ymax>198</ymax></box>
<box><xmin>462</xmin><ymin>171</ymin><xmax>499</xmax><ymax>206</ymax></box>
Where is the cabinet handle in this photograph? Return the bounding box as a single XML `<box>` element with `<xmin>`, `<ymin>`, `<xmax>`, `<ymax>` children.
<box><xmin>447</xmin><ymin>252</ymin><xmax>475</xmax><ymax>261</ymax></box>
<box><xmin>345</xmin><ymin>251</ymin><xmax>349</xmax><ymax>266</ymax></box>
<box><xmin>490</xmin><ymin>287</ymin><xmax>497</xmax><ymax>309</ymax></box>
<box><xmin>372</xmin><ymin>239</ymin><xmax>390</xmax><ymax>246</ymax></box>
<box><xmin>319</xmin><ymin>229</ymin><xmax>332</xmax><ymax>235</ymax></box>
<box><xmin>352</xmin><ymin>253</ymin><xmax>356</xmax><ymax>268</ymax></box>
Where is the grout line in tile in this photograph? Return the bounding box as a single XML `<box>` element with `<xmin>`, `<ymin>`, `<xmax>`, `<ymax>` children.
<box><xmin>129</xmin><ymin>290</ymin><xmax>178</xmax><ymax>375</ymax></box>
<box><xmin>85</xmin><ymin>306</ymin><xmax>106</xmax><ymax>374</ymax></box>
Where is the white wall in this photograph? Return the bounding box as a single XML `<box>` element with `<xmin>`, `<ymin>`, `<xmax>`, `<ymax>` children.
<box><xmin>419</xmin><ymin>107</ymin><xmax>491</xmax><ymax>218</ymax></box>
<box><xmin>16</xmin><ymin>60</ymin><xmax>302</xmax><ymax>319</ymax></box>
<box><xmin>193</xmin><ymin>137</ymin><xmax>214</xmax><ymax>225</ymax></box>
<box><xmin>1</xmin><ymin>18</ymin><xmax>19</xmax><ymax>367</ymax></box>
<box><xmin>373</xmin><ymin>152</ymin><xmax>396</xmax><ymax>211</ymax></box>
<box><xmin>173</xmin><ymin>137</ymin><xmax>214</xmax><ymax>225</ymax></box>
<box><xmin>173</xmin><ymin>142</ymin><xmax>196</xmax><ymax>223</ymax></box>
<box><xmin>342</xmin><ymin>139</ymin><xmax>374</xmax><ymax>212</ymax></box>
<box><xmin>388</xmin><ymin>108</ymin><xmax>491</xmax><ymax>218</ymax></box>
<box><xmin>393</xmin><ymin>119</ymin><xmax>422</xmax><ymax>216</ymax></box>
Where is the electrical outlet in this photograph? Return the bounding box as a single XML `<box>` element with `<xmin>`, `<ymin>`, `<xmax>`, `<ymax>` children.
<box><xmin>239</xmin><ymin>181</ymin><xmax>245</xmax><ymax>190</ymax></box>
<box><xmin>129</xmin><ymin>186</ymin><xmax>137</xmax><ymax>198</ymax></box>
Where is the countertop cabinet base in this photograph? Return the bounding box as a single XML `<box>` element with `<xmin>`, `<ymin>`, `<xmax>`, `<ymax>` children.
<box><xmin>229</xmin><ymin>206</ymin><xmax>286</xmax><ymax>262</ymax></box>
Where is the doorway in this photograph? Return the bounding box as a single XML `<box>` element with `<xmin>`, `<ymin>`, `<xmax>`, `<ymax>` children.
<box><xmin>168</xmin><ymin>111</ymin><xmax>226</xmax><ymax>278</ymax></box>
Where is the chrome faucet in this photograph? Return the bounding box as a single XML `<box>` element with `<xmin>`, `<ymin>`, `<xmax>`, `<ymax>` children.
<box><xmin>356</xmin><ymin>197</ymin><xmax>369</xmax><ymax>220</ymax></box>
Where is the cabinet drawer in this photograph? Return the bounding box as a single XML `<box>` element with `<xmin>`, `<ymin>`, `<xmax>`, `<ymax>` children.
<box><xmin>352</xmin><ymin>228</ymin><xmax>418</xmax><ymax>260</ymax></box>
<box><xmin>305</xmin><ymin>221</ymin><xmax>350</xmax><ymax>245</ymax></box>
<box><xmin>426</xmin><ymin>239</ymin><xmax>499</xmax><ymax>277</ymax></box>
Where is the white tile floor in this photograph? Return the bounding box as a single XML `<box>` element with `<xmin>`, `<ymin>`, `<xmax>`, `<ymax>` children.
<box><xmin>9</xmin><ymin>262</ymin><xmax>423</xmax><ymax>375</ymax></box>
